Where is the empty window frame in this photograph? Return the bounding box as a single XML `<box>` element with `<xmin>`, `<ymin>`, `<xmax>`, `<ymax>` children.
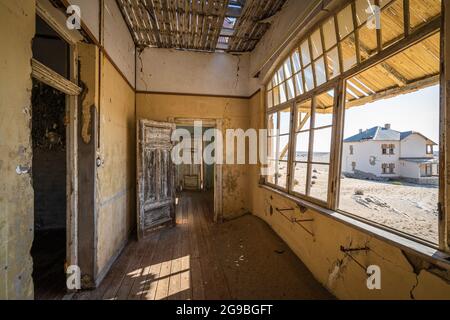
<box><xmin>268</xmin><ymin>0</ymin><xmax>442</xmax><ymax>104</ymax></box>
<box><xmin>338</xmin><ymin>33</ymin><xmax>440</xmax><ymax>245</ymax></box>
<box><xmin>291</xmin><ymin>90</ymin><xmax>335</xmax><ymax>204</ymax></box>
<box><xmin>268</xmin><ymin>56</ymin><xmax>300</xmax><ymax>108</ymax></box>
<box><xmin>264</xmin><ymin>0</ymin><xmax>444</xmax><ymax>248</ymax></box>
<box><xmin>267</xmin><ymin>108</ymin><xmax>292</xmax><ymax>189</ymax></box>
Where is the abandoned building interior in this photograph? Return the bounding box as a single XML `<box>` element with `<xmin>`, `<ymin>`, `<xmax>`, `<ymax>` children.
<box><xmin>1</xmin><ymin>0</ymin><xmax>450</xmax><ymax>300</ymax></box>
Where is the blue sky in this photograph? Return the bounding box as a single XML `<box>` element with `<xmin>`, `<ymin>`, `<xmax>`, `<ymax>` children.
<box><xmin>343</xmin><ymin>85</ymin><xmax>440</xmax><ymax>145</ymax></box>
<box><xmin>292</xmin><ymin>85</ymin><xmax>440</xmax><ymax>154</ymax></box>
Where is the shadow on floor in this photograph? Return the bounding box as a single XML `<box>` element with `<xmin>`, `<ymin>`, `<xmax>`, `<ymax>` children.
<box><xmin>72</xmin><ymin>192</ymin><xmax>334</xmax><ymax>300</ymax></box>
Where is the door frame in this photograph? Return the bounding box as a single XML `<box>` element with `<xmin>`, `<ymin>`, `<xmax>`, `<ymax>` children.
<box><xmin>168</xmin><ymin>117</ymin><xmax>223</xmax><ymax>223</ymax></box>
<box><xmin>34</xmin><ymin>2</ymin><xmax>81</xmax><ymax>281</ymax></box>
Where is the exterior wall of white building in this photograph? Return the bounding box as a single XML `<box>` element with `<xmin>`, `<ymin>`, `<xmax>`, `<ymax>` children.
<box><xmin>342</xmin><ymin>140</ymin><xmax>400</xmax><ymax>177</ymax></box>
<box><xmin>343</xmin><ymin>133</ymin><xmax>435</xmax><ymax>179</ymax></box>
<box><xmin>399</xmin><ymin>160</ymin><xmax>421</xmax><ymax>179</ymax></box>
<box><xmin>400</xmin><ymin>133</ymin><xmax>433</xmax><ymax>158</ymax></box>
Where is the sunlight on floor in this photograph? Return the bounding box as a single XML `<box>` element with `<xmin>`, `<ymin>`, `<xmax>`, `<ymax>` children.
<box><xmin>127</xmin><ymin>254</ymin><xmax>191</xmax><ymax>300</ymax></box>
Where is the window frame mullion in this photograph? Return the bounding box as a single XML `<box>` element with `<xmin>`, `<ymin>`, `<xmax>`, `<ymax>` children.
<box><xmin>287</xmin><ymin>100</ymin><xmax>297</xmax><ymax>195</ymax></box>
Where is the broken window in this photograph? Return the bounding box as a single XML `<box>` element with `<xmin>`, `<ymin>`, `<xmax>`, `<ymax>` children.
<box><xmin>291</xmin><ymin>91</ymin><xmax>334</xmax><ymax>203</ymax></box>
<box><xmin>389</xmin><ymin>163</ymin><xmax>395</xmax><ymax>174</ymax></box>
<box><xmin>270</xmin><ymin>59</ymin><xmax>296</xmax><ymax>107</ymax></box>
<box><xmin>264</xmin><ymin>0</ymin><xmax>443</xmax><ymax>248</ymax></box>
<box><xmin>338</xmin><ymin>34</ymin><xmax>440</xmax><ymax>245</ymax></box>
<box><xmin>266</xmin><ymin>108</ymin><xmax>291</xmax><ymax>190</ymax></box>
<box><xmin>389</xmin><ymin>144</ymin><xmax>395</xmax><ymax>155</ymax></box>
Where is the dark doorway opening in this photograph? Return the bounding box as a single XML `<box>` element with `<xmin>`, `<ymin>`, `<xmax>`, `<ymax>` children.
<box><xmin>175</xmin><ymin>125</ymin><xmax>215</xmax><ymax>221</ymax></box>
<box><xmin>31</xmin><ymin>13</ymin><xmax>72</xmax><ymax>300</ymax></box>
<box><xmin>30</xmin><ymin>79</ymin><xmax>67</xmax><ymax>300</ymax></box>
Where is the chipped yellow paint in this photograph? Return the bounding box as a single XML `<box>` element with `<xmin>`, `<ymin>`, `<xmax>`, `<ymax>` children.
<box><xmin>0</xmin><ymin>0</ymin><xmax>35</xmax><ymax>300</ymax></box>
<box><xmin>136</xmin><ymin>93</ymin><xmax>252</xmax><ymax>220</ymax></box>
<box><xmin>249</xmin><ymin>91</ymin><xmax>450</xmax><ymax>300</ymax></box>
<box><xmin>96</xmin><ymin>54</ymin><xmax>136</xmax><ymax>276</ymax></box>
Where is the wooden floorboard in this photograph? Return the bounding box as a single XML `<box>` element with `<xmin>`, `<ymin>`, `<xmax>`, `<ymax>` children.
<box><xmin>71</xmin><ymin>191</ymin><xmax>334</xmax><ymax>300</ymax></box>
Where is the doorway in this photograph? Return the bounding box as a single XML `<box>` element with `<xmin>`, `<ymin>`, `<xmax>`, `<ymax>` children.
<box><xmin>30</xmin><ymin>12</ymin><xmax>76</xmax><ymax>300</ymax></box>
<box><xmin>176</xmin><ymin>126</ymin><xmax>215</xmax><ymax>193</ymax></box>
<box><xmin>171</xmin><ymin>119</ymin><xmax>223</xmax><ymax>222</ymax></box>
<box><xmin>30</xmin><ymin>79</ymin><xmax>68</xmax><ymax>299</ymax></box>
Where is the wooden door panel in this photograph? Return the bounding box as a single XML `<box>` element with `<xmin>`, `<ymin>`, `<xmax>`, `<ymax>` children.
<box><xmin>137</xmin><ymin>120</ymin><xmax>176</xmax><ymax>239</ymax></box>
<box><xmin>143</xmin><ymin>149</ymin><xmax>157</xmax><ymax>203</ymax></box>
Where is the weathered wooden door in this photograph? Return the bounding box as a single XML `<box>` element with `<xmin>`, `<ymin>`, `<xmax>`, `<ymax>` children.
<box><xmin>137</xmin><ymin>119</ymin><xmax>176</xmax><ymax>239</ymax></box>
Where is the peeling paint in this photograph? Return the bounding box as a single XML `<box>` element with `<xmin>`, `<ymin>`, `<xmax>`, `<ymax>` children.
<box><xmin>0</xmin><ymin>0</ymin><xmax>35</xmax><ymax>300</ymax></box>
<box><xmin>249</xmin><ymin>91</ymin><xmax>450</xmax><ymax>300</ymax></box>
<box><xmin>15</xmin><ymin>165</ymin><xmax>30</xmax><ymax>175</ymax></box>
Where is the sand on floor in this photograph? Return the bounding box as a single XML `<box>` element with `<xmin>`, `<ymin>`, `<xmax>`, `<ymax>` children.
<box><xmin>270</xmin><ymin>159</ymin><xmax>438</xmax><ymax>244</ymax></box>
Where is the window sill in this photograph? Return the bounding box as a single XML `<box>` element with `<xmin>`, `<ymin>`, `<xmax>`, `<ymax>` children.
<box><xmin>259</xmin><ymin>184</ymin><xmax>450</xmax><ymax>271</ymax></box>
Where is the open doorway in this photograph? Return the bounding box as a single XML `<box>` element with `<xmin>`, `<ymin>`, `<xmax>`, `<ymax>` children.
<box><xmin>30</xmin><ymin>80</ymin><xmax>67</xmax><ymax>299</ymax></box>
<box><xmin>176</xmin><ymin>126</ymin><xmax>215</xmax><ymax>193</ymax></box>
<box><xmin>173</xmin><ymin>121</ymin><xmax>221</xmax><ymax>222</ymax></box>
<box><xmin>30</xmin><ymin>14</ymin><xmax>72</xmax><ymax>300</ymax></box>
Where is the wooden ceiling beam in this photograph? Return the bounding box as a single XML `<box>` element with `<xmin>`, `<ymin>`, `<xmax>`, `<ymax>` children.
<box><xmin>116</xmin><ymin>0</ymin><xmax>287</xmax><ymax>52</ymax></box>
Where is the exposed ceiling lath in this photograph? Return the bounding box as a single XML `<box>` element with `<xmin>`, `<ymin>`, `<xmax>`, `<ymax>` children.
<box><xmin>116</xmin><ymin>0</ymin><xmax>287</xmax><ymax>52</ymax></box>
<box><xmin>227</xmin><ymin>0</ymin><xmax>286</xmax><ymax>52</ymax></box>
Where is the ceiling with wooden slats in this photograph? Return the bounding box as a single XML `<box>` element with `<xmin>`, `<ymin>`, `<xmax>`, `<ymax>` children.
<box><xmin>227</xmin><ymin>0</ymin><xmax>286</xmax><ymax>52</ymax></box>
<box><xmin>116</xmin><ymin>0</ymin><xmax>287</xmax><ymax>52</ymax></box>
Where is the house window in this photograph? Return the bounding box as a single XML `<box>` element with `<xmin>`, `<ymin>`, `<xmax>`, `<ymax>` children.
<box><xmin>338</xmin><ymin>33</ymin><xmax>440</xmax><ymax>245</ymax></box>
<box><xmin>291</xmin><ymin>90</ymin><xmax>334</xmax><ymax>203</ymax></box>
<box><xmin>389</xmin><ymin>144</ymin><xmax>395</xmax><ymax>155</ymax></box>
<box><xmin>424</xmin><ymin>164</ymin><xmax>433</xmax><ymax>177</ymax></box>
<box><xmin>389</xmin><ymin>163</ymin><xmax>395</xmax><ymax>174</ymax></box>
<box><xmin>427</xmin><ymin>144</ymin><xmax>434</xmax><ymax>155</ymax></box>
<box><xmin>266</xmin><ymin>108</ymin><xmax>291</xmax><ymax>190</ymax></box>
<box><xmin>265</xmin><ymin>0</ymin><xmax>443</xmax><ymax>248</ymax></box>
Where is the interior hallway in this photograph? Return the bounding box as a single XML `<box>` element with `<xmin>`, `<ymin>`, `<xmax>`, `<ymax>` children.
<box><xmin>71</xmin><ymin>192</ymin><xmax>333</xmax><ymax>300</ymax></box>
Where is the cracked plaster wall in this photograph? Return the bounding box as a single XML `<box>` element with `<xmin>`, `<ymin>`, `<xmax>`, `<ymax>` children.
<box><xmin>136</xmin><ymin>93</ymin><xmax>251</xmax><ymax>220</ymax></box>
<box><xmin>136</xmin><ymin>48</ymin><xmax>259</xmax><ymax>97</ymax></box>
<box><xmin>248</xmin><ymin>91</ymin><xmax>450</xmax><ymax>300</ymax></box>
<box><xmin>0</xmin><ymin>0</ymin><xmax>35</xmax><ymax>300</ymax></box>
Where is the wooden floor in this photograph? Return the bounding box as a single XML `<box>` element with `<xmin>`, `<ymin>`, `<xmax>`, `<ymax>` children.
<box><xmin>71</xmin><ymin>192</ymin><xmax>333</xmax><ymax>300</ymax></box>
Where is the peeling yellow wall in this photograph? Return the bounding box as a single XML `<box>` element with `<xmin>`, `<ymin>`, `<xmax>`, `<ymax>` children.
<box><xmin>0</xmin><ymin>0</ymin><xmax>35</xmax><ymax>300</ymax></box>
<box><xmin>249</xmin><ymin>92</ymin><xmax>450</xmax><ymax>300</ymax></box>
<box><xmin>96</xmin><ymin>55</ymin><xmax>136</xmax><ymax>276</ymax></box>
<box><xmin>136</xmin><ymin>93</ymin><xmax>251</xmax><ymax>219</ymax></box>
